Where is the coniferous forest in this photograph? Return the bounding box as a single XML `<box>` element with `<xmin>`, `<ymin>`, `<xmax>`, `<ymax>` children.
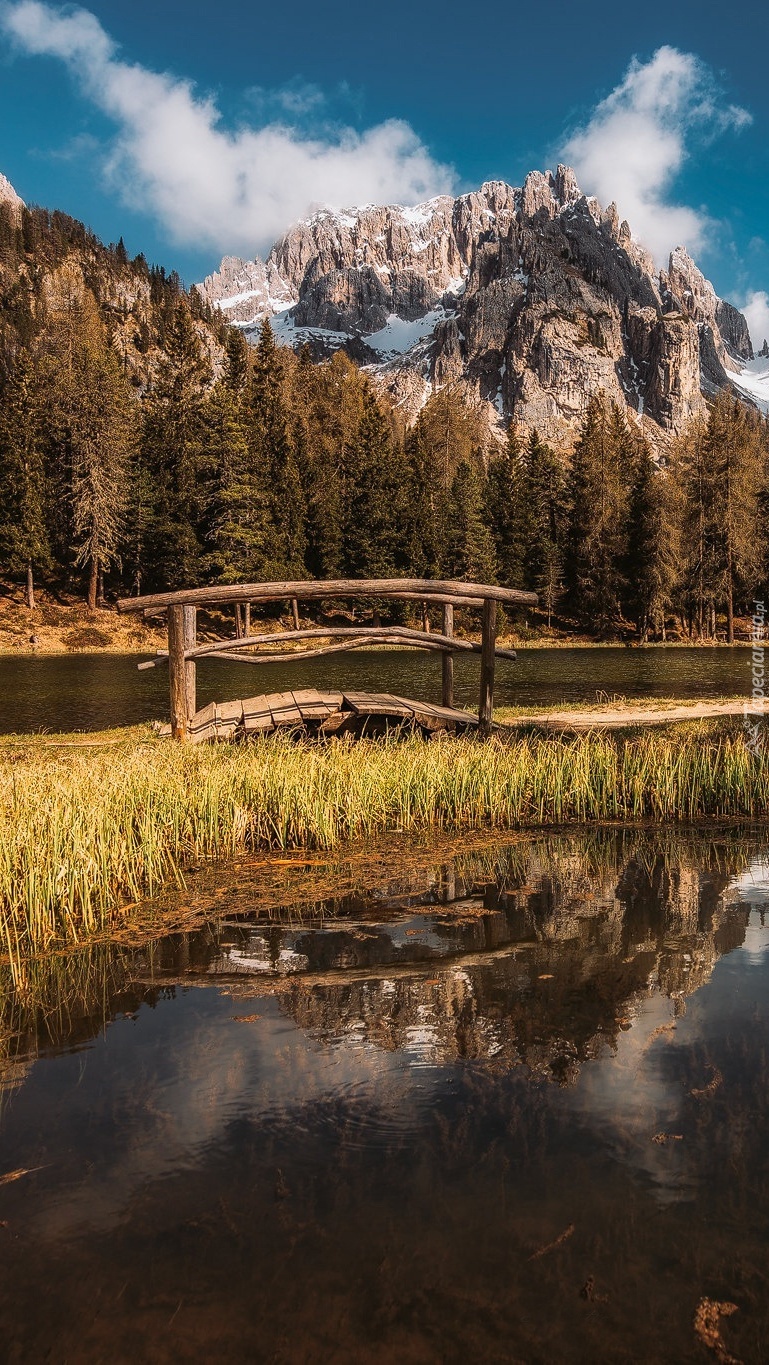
<box><xmin>1</xmin><ymin>200</ymin><xmax>768</xmax><ymax>641</ymax></box>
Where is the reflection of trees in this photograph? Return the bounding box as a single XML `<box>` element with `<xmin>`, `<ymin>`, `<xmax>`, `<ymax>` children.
<box><xmin>0</xmin><ymin>828</ymin><xmax>760</xmax><ymax>1096</ymax></box>
<box><xmin>276</xmin><ymin>831</ymin><xmax>754</xmax><ymax>1082</ymax></box>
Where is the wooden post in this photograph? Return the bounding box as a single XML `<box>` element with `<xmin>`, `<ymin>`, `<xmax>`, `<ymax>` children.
<box><xmin>168</xmin><ymin>605</ymin><xmax>189</xmax><ymax>741</ymax></box>
<box><xmin>291</xmin><ymin>598</ymin><xmax>300</xmax><ymax>630</ymax></box>
<box><xmin>183</xmin><ymin>605</ymin><xmax>196</xmax><ymax>721</ymax></box>
<box><xmin>478</xmin><ymin>597</ymin><xmax>497</xmax><ymax>737</ymax></box>
<box><xmin>442</xmin><ymin>602</ymin><xmax>454</xmax><ymax>709</ymax></box>
<box><xmin>244</xmin><ymin>602</ymin><xmax>251</xmax><ymax>636</ymax></box>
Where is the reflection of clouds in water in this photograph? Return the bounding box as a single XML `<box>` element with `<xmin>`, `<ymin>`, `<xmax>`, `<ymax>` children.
<box><xmin>23</xmin><ymin>992</ymin><xmax>437</xmax><ymax>1241</ymax></box>
<box><xmin>560</xmin><ymin>990</ymin><xmax>694</xmax><ymax>1199</ymax></box>
<box><xmin>728</xmin><ymin>858</ymin><xmax>769</xmax><ymax>903</ymax></box>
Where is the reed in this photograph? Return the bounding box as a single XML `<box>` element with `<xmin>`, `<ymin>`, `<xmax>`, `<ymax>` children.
<box><xmin>1</xmin><ymin>722</ymin><xmax>767</xmax><ymax>951</ymax></box>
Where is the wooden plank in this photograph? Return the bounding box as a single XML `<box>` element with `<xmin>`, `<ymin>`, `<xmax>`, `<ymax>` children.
<box><xmin>315</xmin><ymin>691</ymin><xmax>344</xmax><ymax>710</ymax></box>
<box><xmin>391</xmin><ymin>695</ymin><xmax>478</xmax><ymax>731</ymax></box>
<box><xmin>266</xmin><ymin>692</ymin><xmax>303</xmax><ymax>726</ymax></box>
<box><xmin>212</xmin><ymin>699</ymin><xmax>243</xmax><ymax>739</ymax></box>
<box><xmin>189</xmin><ymin>701</ymin><xmax>216</xmax><ymax>730</ymax></box>
<box><xmin>242</xmin><ymin>696</ymin><xmax>274</xmax><ymax>733</ymax></box>
<box><xmin>340</xmin><ymin>691</ymin><xmax>410</xmax><ymax>718</ymax></box>
<box><xmin>118</xmin><ymin>578</ymin><xmax>539</xmax><ymax>614</ymax></box>
<box><xmin>291</xmin><ymin>688</ymin><xmax>340</xmax><ymax>721</ymax></box>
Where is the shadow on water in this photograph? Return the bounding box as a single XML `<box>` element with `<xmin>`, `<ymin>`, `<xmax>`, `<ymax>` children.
<box><xmin>1</xmin><ymin>826</ymin><xmax>769</xmax><ymax>1361</ymax></box>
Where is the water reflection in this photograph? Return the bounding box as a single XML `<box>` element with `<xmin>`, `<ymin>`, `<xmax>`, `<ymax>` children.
<box><xmin>1</xmin><ymin>828</ymin><xmax>768</xmax><ymax>1362</ymax></box>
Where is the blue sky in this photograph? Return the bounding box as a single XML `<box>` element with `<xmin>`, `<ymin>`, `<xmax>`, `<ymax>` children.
<box><xmin>1</xmin><ymin>0</ymin><xmax>767</xmax><ymax>339</ymax></box>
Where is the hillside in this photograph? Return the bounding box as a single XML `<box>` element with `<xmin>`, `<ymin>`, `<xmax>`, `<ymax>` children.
<box><xmin>0</xmin><ymin>177</ymin><xmax>227</xmax><ymax>388</ymax></box>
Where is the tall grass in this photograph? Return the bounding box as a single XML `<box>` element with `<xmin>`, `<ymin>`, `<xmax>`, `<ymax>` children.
<box><xmin>1</xmin><ymin>724</ymin><xmax>768</xmax><ymax>951</ymax></box>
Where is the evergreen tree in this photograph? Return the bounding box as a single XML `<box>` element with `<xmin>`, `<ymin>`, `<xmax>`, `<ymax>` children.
<box><xmin>704</xmin><ymin>393</ymin><xmax>765</xmax><ymax>642</ymax></box>
<box><xmin>486</xmin><ymin>426</ymin><xmax>528</xmax><ymax>587</ymax></box>
<box><xmin>246</xmin><ymin>318</ymin><xmax>306</xmax><ymax>579</ymax></box>
<box><xmin>0</xmin><ymin>350</ymin><xmax>53</xmax><ymax>608</ymax></box>
<box><xmin>565</xmin><ymin>395</ymin><xmax>630</xmax><ymax>633</ymax></box>
<box><xmin>344</xmin><ymin>396</ymin><xmax>409</xmax><ymax>579</ymax></box>
<box><xmin>140</xmin><ymin>303</ymin><xmax>211</xmax><ymax>588</ymax></box>
<box><xmin>624</xmin><ymin>439</ymin><xmax>680</xmax><ymax>639</ymax></box>
<box><xmin>39</xmin><ymin>275</ymin><xmax>135</xmax><ymax>606</ymax></box>
<box><xmin>445</xmin><ymin>459</ymin><xmax>497</xmax><ymax>583</ymax></box>
<box><xmin>524</xmin><ymin>429</ymin><xmax>566</xmax><ymax>624</ymax></box>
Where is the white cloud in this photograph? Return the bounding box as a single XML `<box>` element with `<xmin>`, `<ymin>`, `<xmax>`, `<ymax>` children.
<box><xmin>1</xmin><ymin>1</ymin><xmax>455</xmax><ymax>255</ymax></box>
<box><xmin>741</xmin><ymin>292</ymin><xmax>769</xmax><ymax>351</ymax></box>
<box><xmin>562</xmin><ymin>46</ymin><xmax>751</xmax><ymax>265</ymax></box>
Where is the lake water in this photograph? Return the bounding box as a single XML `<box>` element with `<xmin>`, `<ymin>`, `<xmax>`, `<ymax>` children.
<box><xmin>0</xmin><ymin>645</ymin><xmax>755</xmax><ymax>733</ymax></box>
<box><xmin>1</xmin><ymin>826</ymin><xmax>769</xmax><ymax>1362</ymax></box>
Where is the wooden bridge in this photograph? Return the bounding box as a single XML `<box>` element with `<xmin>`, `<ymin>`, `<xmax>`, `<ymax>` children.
<box><xmin>116</xmin><ymin>578</ymin><xmax>538</xmax><ymax>741</ymax></box>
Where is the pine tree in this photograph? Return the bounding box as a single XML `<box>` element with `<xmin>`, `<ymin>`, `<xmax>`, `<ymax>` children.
<box><xmin>246</xmin><ymin>318</ymin><xmax>306</xmax><ymax>579</ymax></box>
<box><xmin>344</xmin><ymin>396</ymin><xmax>409</xmax><ymax>579</ymax></box>
<box><xmin>445</xmin><ymin>459</ymin><xmax>497</xmax><ymax>583</ymax></box>
<box><xmin>0</xmin><ymin>350</ymin><xmax>53</xmax><ymax>608</ymax></box>
<box><xmin>624</xmin><ymin>439</ymin><xmax>680</xmax><ymax>639</ymax></box>
<box><xmin>565</xmin><ymin>395</ymin><xmax>630</xmax><ymax>633</ymax></box>
<box><xmin>140</xmin><ymin>303</ymin><xmax>211</xmax><ymax>589</ymax></box>
<box><xmin>704</xmin><ymin>393</ymin><xmax>765</xmax><ymax>642</ymax></box>
<box><xmin>39</xmin><ymin>275</ymin><xmax>135</xmax><ymax>607</ymax></box>
<box><xmin>524</xmin><ymin>428</ymin><xmax>566</xmax><ymax>621</ymax></box>
<box><xmin>486</xmin><ymin>426</ymin><xmax>528</xmax><ymax>587</ymax></box>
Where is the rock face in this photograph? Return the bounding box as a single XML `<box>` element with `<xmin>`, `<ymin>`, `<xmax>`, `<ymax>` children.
<box><xmin>199</xmin><ymin>166</ymin><xmax>755</xmax><ymax>446</ymax></box>
<box><xmin>0</xmin><ymin>172</ymin><xmax>24</xmax><ymax>220</ymax></box>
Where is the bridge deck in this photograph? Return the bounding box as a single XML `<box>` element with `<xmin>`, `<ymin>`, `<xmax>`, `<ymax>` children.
<box><xmin>158</xmin><ymin>689</ymin><xmax>479</xmax><ymax>742</ymax></box>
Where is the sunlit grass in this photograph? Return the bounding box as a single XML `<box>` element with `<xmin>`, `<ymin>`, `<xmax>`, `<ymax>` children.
<box><xmin>1</xmin><ymin>720</ymin><xmax>767</xmax><ymax>952</ymax></box>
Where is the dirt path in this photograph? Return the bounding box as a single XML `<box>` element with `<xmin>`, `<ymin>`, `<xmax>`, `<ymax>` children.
<box><xmin>501</xmin><ymin>700</ymin><xmax>756</xmax><ymax>730</ymax></box>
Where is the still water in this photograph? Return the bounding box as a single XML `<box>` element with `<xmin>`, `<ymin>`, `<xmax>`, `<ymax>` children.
<box><xmin>1</xmin><ymin>827</ymin><xmax>769</xmax><ymax>1362</ymax></box>
<box><xmin>0</xmin><ymin>645</ymin><xmax>755</xmax><ymax>733</ymax></box>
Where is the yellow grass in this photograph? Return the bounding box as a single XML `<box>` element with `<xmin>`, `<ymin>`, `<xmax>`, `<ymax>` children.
<box><xmin>1</xmin><ymin>720</ymin><xmax>767</xmax><ymax>952</ymax></box>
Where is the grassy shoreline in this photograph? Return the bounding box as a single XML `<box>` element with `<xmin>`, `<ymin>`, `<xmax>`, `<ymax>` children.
<box><xmin>2</xmin><ymin>718</ymin><xmax>768</xmax><ymax>954</ymax></box>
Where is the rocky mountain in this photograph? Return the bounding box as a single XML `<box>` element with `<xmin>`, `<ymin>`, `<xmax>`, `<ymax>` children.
<box><xmin>0</xmin><ymin>173</ymin><xmax>23</xmax><ymax>220</ymax></box>
<box><xmin>0</xmin><ymin>172</ymin><xmax>227</xmax><ymax>387</ymax></box>
<box><xmin>200</xmin><ymin>166</ymin><xmax>767</xmax><ymax>446</ymax></box>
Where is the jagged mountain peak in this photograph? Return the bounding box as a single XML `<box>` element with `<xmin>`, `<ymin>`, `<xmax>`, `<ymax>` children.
<box><xmin>199</xmin><ymin>166</ymin><xmax>765</xmax><ymax>443</ymax></box>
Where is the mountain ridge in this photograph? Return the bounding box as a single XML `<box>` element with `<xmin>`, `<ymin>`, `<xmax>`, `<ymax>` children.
<box><xmin>199</xmin><ymin>166</ymin><xmax>768</xmax><ymax>445</ymax></box>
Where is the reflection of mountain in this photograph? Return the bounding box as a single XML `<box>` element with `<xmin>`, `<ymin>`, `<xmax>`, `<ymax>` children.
<box><xmin>2</xmin><ymin>829</ymin><xmax>758</xmax><ymax>1096</ymax></box>
<box><xmin>276</xmin><ymin>841</ymin><xmax>751</xmax><ymax>1082</ymax></box>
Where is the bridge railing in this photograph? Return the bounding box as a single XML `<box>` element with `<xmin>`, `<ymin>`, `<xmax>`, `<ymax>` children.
<box><xmin>117</xmin><ymin>578</ymin><xmax>538</xmax><ymax>740</ymax></box>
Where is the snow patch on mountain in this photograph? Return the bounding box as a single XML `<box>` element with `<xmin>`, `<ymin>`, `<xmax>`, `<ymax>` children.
<box><xmin>364</xmin><ymin>308</ymin><xmax>448</xmax><ymax>358</ymax></box>
<box><xmin>0</xmin><ymin>172</ymin><xmax>23</xmax><ymax>215</ymax></box>
<box><xmin>732</xmin><ymin>359</ymin><xmax>769</xmax><ymax>415</ymax></box>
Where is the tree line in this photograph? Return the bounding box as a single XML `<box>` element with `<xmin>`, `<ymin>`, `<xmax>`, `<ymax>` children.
<box><xmin>1</xmin><ymin>239</ymin><xmax>768</xmax><ymax>638</ymax></box>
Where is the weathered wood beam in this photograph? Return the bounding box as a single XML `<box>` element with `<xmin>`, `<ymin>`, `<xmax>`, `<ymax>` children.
<box><xmin>442</xmin><ymin>603</ymin><xmax>454</xmax><ymax>709</ymax></box>
<box><xmin>138</xmin><ymin>628</ymin><xmax>518</xmax><ymax>669</ymax></box>
<box><xmin>478</xmin><ymin>598</ymin><xmax>497</xmax><ymax>737</ymax></box>
<box><xmin>185</xmin><ymin>626</ymin><xmax>517</xmax><ymax>662</ymax></box>
<box><xmin>167</xmin><ymin>605</ymin><xmax>189</xmax><ymax>741</ymax></box>
<box><xmin>183</xmin><ymin>605</ymin><xmax>196</xmax><ymax>720</ymax></box>
<box><xmin>117</xmin><ymin>578</ymin><xmax>539</xmax><ymax>614</ymax></box>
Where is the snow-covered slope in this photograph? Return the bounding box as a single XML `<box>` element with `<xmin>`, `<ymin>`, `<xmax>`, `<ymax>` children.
<box><xmin>732</xmin><ymin>358</ymin><xmax>769</xmax><ymax>415</ymax></box>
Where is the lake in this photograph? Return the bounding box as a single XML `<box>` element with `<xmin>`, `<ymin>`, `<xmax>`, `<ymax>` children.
<box><xmin>0</xmin><ymin>645</ymin><xmax>755</xmax><ymax>733</ymax></box>
<box><xmin>1</xmin><ymin>826</ymin><xmax>768</xmax><ymax>1362</ymax></box>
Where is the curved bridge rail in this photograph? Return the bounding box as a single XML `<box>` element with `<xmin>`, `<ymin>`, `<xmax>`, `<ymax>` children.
<box><xmin>117</xmin><ymin>578</ymin><xmax>538</xmax><ymax>740</ymax></box>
